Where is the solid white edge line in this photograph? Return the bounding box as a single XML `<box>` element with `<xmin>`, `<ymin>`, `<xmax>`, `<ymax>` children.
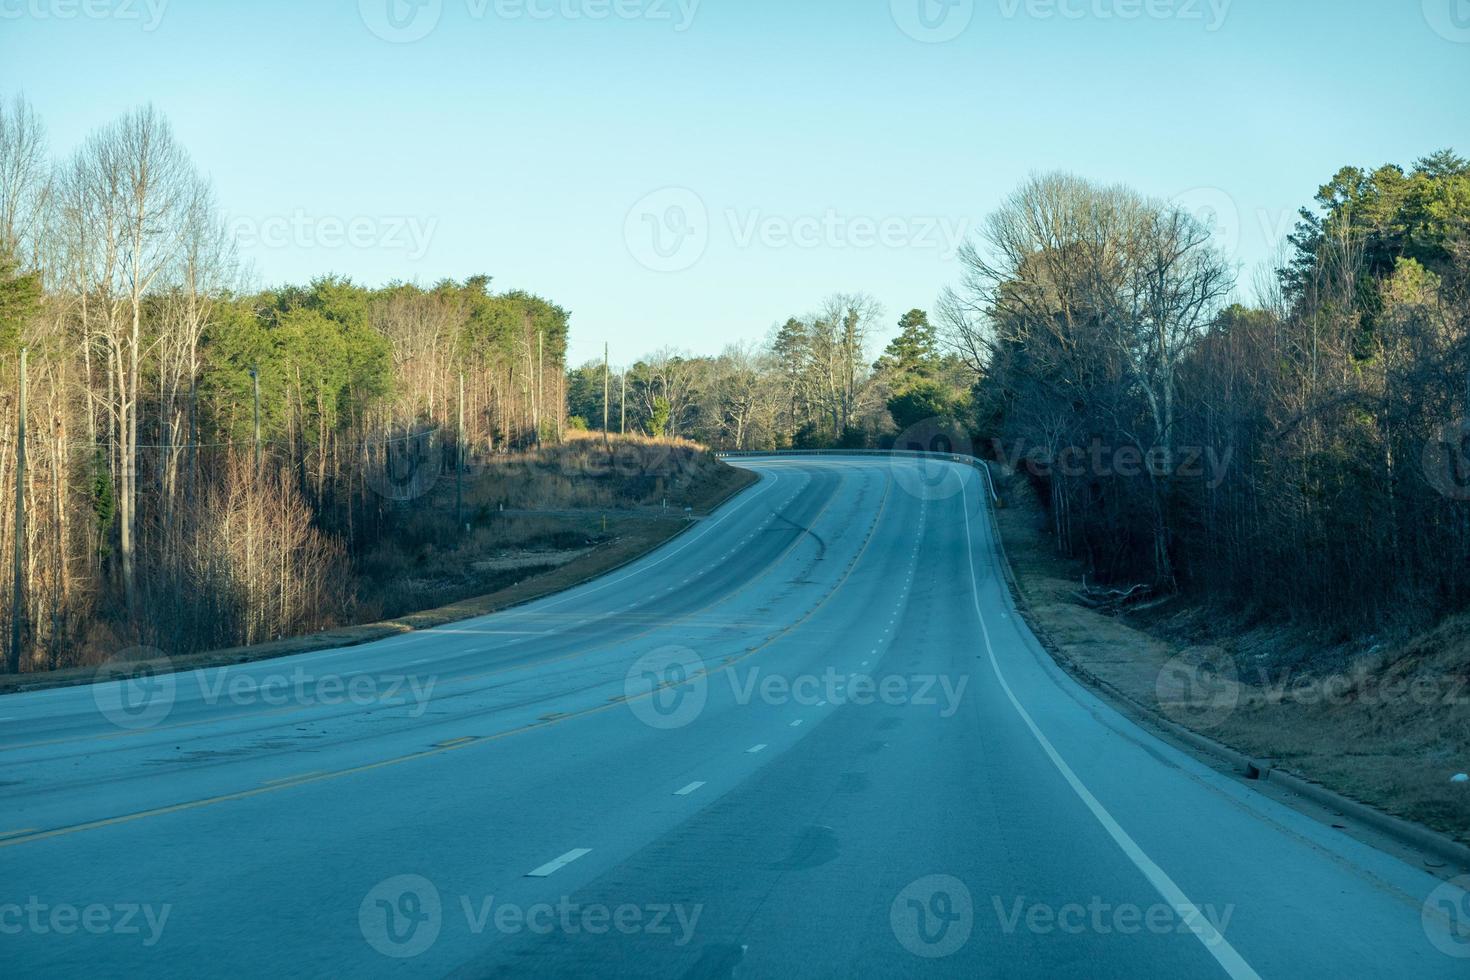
<box><xmin>958</xmin><ymin>467</ymin><xmax>1261</xmax><ymax>980</ymax></box>
<box><xmin>746</xmin><ymin>744</ymin><xmax>767</xmax><ymax>754</ymax></box>
<box><xmin>526</xmin><ymin>847</ymin><xmax>593</xmax><ymax>878</ymax></box>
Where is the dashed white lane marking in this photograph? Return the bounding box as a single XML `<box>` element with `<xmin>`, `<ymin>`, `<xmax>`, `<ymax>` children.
<box><xmin>526</xmin><ymin>848</ymin><xmax>593</xmax><ymax>877</ymax></box>
<box><xmin>789</xmin><ymin>719</ymin><xmax>803</xmax><ymax>727</ymax></box>
<box><xmin>746</xmin><ymin>744</ymin><xmax>768</xmax><ymax>754</ymax></box>
<box><xmin>675</xmin><ymin>782</ymin><xmax>706</xmax><ymax>796</ymax></box>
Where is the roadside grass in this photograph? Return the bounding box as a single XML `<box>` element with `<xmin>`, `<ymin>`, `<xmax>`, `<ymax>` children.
<box><xmin>0</xmin><ymin>436</ymin><xmax>757</xmax><ymax>695</ymax></box>
<box><xmin>992</xmin><ymin>469</ymin><xmax>1470</xmax><ymax>845</ymax></box>
<box><xmin>354</xmin><ymin>432</ymin><xmax>750</xmax><ymax>620</ymax></box>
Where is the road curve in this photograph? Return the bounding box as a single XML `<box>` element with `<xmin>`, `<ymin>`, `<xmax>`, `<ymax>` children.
<box><xmin>1</xmin><ymin>456</ymin><xmax>1464</xmax><ymax>977</ymax></box>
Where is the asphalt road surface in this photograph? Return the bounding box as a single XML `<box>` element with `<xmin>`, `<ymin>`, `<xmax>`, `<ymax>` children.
<box><xmin>2</xmin><ymin>456</ymin><xmax>1466</xmax><ymax>978</ymax></box>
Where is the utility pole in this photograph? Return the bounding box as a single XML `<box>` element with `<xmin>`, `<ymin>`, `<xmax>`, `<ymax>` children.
<box><xmin>8</xmin><ymin>348</ymin><xmax>27</xmax><ymax>674</ymax></box>
<box><xmin>620</xmin><ymin>372</ymin><xmax>626</xmax><ymax>435</ymax></box>
<box><xmin>456</xmin><ymin>372</ymin><xmax>465</xmax><ymax>529</ymax></box>
<box><xmin>602</xmin><ymin>343</ymin><xmax>610</xmax><ymax>449</ymax></box>
<box><xmin>249</xmin><ymin>365</ymin><xmax>262</xmax><ymax>470</ymax></box>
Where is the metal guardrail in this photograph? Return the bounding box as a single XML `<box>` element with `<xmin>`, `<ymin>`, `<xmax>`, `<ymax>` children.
<box><xmin>713</xmin><ymin>448</ymin><xmax>1002</xmax><ymax>506</ymax></box>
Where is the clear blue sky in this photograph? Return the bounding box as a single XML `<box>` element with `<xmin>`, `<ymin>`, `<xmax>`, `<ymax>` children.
<box><xmin>2</xmin><ymin>0</ymin><xmax>1467</xmax><ymax>365</ymax></box>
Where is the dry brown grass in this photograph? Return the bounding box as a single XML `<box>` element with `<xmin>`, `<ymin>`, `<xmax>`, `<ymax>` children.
<box><xmin>0</xmin><ymin>437</ymin><xmax>757</xmax><ymax>694</ymax></box>
<box><xmin>462</xmin><ymin>432</ymin><xmax>718</xmax><ymax>512</ymax></box>
<box><xmin>993</xmin><ymin>471</ymin><xmax>1470</xmax><ymax>844</ymax></box>
<box><xmin>353</xmin><ymin>434</ymin><xmax>750</xmax><ymax>620</ymax></box>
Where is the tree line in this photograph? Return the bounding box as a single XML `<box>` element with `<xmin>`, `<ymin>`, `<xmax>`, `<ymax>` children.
<box><xmin>956</xmin><ymin>155</ymin><xmax>1470</xmax><ymax>629</ymax></box>
<box><xmin>579</xmin><ymin>153</ymin><xmax>1470</xmax><ymax>633</ymax></box>
<box><xmin>0</xmin><ymin>95</ymin><xmax>568</xmax><ymax>670</ymax></box>
<box><xmin>4</xmin><ymin>85</ymin><xmax>1461</xmax><ymax>666</ymax></box>
<box><xmin>565</xmin><ymin>298</ymin><xmax>975</xmax><ymax>452</ymax></box>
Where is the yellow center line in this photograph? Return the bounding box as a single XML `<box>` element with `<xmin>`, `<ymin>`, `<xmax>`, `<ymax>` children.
<box><xmin>260</xmin><ymin>771</ymin><xmax>325</xmax><ymax>786</ymax></box>
<box><xmin>0</xmin><ymin>464</ymin><xmax>893</xmax><ymax>852</ymax></box>
<box><xmin>434</xmin><ymin>736</ymin><xmax>476</xmax><ymax>749</ymax></box>
<box><xmin>0</xmin><ymin>471</ymin><xmax>807</xmax><ymax>756</ymax></box>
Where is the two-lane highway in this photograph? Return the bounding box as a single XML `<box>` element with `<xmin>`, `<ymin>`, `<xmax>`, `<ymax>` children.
<box><xmin>1</xmin><ymin>456</ymin><xmax>1465</xmax><ymax>977</ymax></box>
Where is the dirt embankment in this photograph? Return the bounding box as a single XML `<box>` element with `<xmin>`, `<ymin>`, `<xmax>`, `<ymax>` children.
<box><xmin>991</xmin><ymin>470</ymin><xmax>1470</xmax><ymax>846</ymax></box>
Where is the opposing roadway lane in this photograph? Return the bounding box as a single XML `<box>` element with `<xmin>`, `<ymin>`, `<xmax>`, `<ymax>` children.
<box><xmin>1</xmin><ymin>456</ymin><xmax>1464</xmax><ymax>977</ymax></box>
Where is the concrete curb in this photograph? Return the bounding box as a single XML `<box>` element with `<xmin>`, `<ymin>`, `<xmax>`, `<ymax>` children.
<box><xmin>979</xmin><ymin>461</ymin><xmax>1470</xmax><ymax>875</ymax></box>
